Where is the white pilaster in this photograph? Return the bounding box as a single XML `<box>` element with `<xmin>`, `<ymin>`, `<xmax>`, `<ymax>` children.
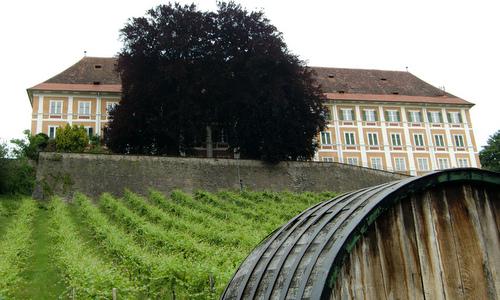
<box><xmin>355</xmin><ymin>105</ymin><xmax>368</xmax><ymax>167</ymax></box>
<box><xmin>461</xmin><ymin>108</ymin><xmax>478</xmax><ymax>167</ymax></box>
<box><xmin>36</xmin><ymin>95</ymin><xmax>44</xmax><ymax>134</ymax></box>
<box><xmin>422</xmin><ymin>107</ymin><xmax>438</xmax><ymax>170</ymax></box>
<box><xmin>96</xmin><ymin>94</ymin><xmax>102</xmax><ymax>136</ymax></box>
<box><xmin>67</xmin><ymin>96</ymin><xmax>73</xmax><ymax>125</ymax></box>
<box><xmin>401</xmin><ymin>106</ymin><xmax>417</xmax><ymax>175</ymax></box>
<box><xmin>332</xmin><ymin>104</ymin><xmax>343</xmax><ymax>163</ymax></box>
<box><xmin>442</xmin><ymin>107</ymin><xmax>457</xmax><ymax>167</ymax></box>
<box><xmin>378</xmin><ymin>106</ymin><xmax>393</xmax><ymax>171</ymax></box>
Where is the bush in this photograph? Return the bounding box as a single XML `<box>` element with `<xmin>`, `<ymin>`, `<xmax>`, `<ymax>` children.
<box><xmin>10</xmin><ymin>130</ymin><xmax>49</xmax><ymax>161</ymax></box>
<box><xmin>55</xmin><ymin>125</ymin><xmax>88</xmax><ymax>153</ymax></box>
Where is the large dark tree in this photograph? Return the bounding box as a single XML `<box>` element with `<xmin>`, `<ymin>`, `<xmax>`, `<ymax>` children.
<box><xmin>106</xmin><ymin>2</ymin><xmax>326</xmax><ymax>162</ymax></box>
<box><xmin>479</xmin><ymin>129</ymin><xmax>500</xmax><ymax>172</ymax></box>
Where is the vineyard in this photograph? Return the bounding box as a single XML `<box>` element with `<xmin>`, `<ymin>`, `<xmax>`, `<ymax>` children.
<box><xmin>0</xmin><ymin>190</ymin><xmax>335</xmax><ymax>299</ymax></box>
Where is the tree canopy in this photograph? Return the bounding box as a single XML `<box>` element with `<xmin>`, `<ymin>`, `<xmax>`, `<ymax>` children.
<box><xmin>479</xmin><ymin>129</ymin><xmax>500</xmax><ymax>172</ymax></box>
<box><xmin>106</xmin><ymin>2</ymin><xmax>326</xmax><ymax>162</ymax></box>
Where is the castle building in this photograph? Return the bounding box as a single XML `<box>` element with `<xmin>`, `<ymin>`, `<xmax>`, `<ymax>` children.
<box><xmin>312</xmin><ymin>67</ymin><xmax>479</xmax><ymax>175</ymax></box>
<box><xmin>27</xmin><ymin>57</ymin><xmax>480</xmax><ymax>175</ymax></box>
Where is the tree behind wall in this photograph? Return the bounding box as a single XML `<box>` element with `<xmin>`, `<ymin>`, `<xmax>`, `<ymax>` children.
<box><xmin>106</xmin><ymin>2</ymin><xmax>326</xmax><ymax>162</ymax></box>
<box><xmin>479</xmin><ymin>129</ymin><xmax>500</xmax><ymax>172</ymax></box>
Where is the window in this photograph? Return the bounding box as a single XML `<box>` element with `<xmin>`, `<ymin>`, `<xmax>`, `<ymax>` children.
<box><xmin>386</xmin><ymin>110</ymin><xmax>400</xmax><ymax>122</ymax></box>
<box><xmin>48</xmin><ymin>126</ymin><xmax>57</xmax><ymax>139</ymax></box>
<box><xmin>434</xmin><ymin>135</ymin><xmax>445</xmax><ymax>147</ymax></box>
<box><xmin>394</xmin><ymin>157</ymin><xmax>406</xmax><ymax>171</ymax></box>
<box><xmin>347</xmin><ymin>157</ymin><xmax>358</xmax><ymax>166</ymax></box>
<box><xmin>367</xmin><ymin>132</ymin><xmax>379</xmax><ymax>146</ymax></box>
<box><xmin>409</xmin><ymin>111</ymin><xmax>422</xmax><ymax>123</ymax></box>
<box><xmin>364</xmin><ymin>109</ymin><xmax>376</xmax><ymax>122</ymax></box>
<box><xmin>49</xmin><ymin>100</ymin><xmax>63</xmax><ymax>115</ymax></box>
<box><xmin>371</xmin><ymin>157</ymin><xmax>383</xmax><ymax>170</ymax></box>
<box><xmin>457</xmin><ymin>158</ymin><xmax>469</xmax><ymax>167</ymax></box>
<box><xmin>429</xmin><ymin>111</ymin><xmax>441</xmax><ymax>123</ymax></box>
<box><xmin>84</xmin><ymin>126</ymin><xmax>94</xmax><ymax>138</ymax></box>
<box><xmin>106</xmin><ymin>102</ymin><xmax>118</xmax><ymax>115</ymax></box>
<box><xmin>448</xmin><ymin>112</ymin><xmax>462</xmax><ymax>124</ymax></box>
<box><xmin>414</xmin><ymin>134</ymin><xmax>425</xmax><ymax>147</ymax></box>
<box><xmin>322</xmin><ymin>157</ymin><xmax>334</xmax><ymax>162</ymax></box>
<box><xmin>454</xmin><ymin>135</ymin><xmax>465</xmax><ymax>147</ymax></box>
<box><xmin>320</xmin><ymin>131</ymin><xmax>332</xmax><ymax>145</ymax></box>
<box><xmin>437</xmin><ymin>158</ymin><xmax>449</xmax><ymax>170</ymax></box>
<box><xmin>391</xmin><ymin>133</ymin><xmax>402</xmax><ymax>146</ymax></box>
<box><xmin>417</xmin><ymin>158</ymin><xmax>429</xmax><ymax>171</ymax></box>
<box><xmin>344</xmin><ymin>132</ymin><xmax>356</xmax><ymax>145</ymax></box>
<box><xmin>78</xmin><ymin>101</ymin><xmax>91</xmax><ymax>116</ymax></box>
<box><xmin>341</xmin><ymin>109</ymin><xmax>354</xmax><ymax>121</ymax></box>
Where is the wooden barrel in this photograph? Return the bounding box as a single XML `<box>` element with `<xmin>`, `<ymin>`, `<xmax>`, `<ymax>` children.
<box><xmin>222</xmin><ymin>168</ymin><xmax>500</xmax><ymax>299</ymax></box>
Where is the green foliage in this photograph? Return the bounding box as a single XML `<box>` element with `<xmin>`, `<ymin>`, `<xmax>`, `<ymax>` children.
<box><xmin>10</xmin><ymin>130</ymin><xmax>49</xmax><ymax>161</ymax></box>
<box><xmin>0</xmin><ymin>190</ymin><xmax>335</xmax><ymax>297</ymax></box>
<box><xmin>479</xmin><ymin>129</ymin><xmax>500</xmax><ymax>172</ymax></box>
<box><xmin>55</xmin><ymin>125</ymin><xmax>88</xmax><ymax>153</ymax></box>
<box><xmin>0</xmin><ymin>158</ymin><xmax>35</xmax><ymax>195</ymax></box>
<box><xmin>48</xmin><ymin>197</ymin><xmax>137</xmax><ymax>298</ymax></box>
<box><xmin>0</xmin><ymin>198</ymin><xmax>36</xmax><ymax>298</ymax></box>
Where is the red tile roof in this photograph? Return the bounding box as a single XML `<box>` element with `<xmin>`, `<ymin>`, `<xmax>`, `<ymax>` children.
<box><xmin>325</xmin><ymin>93</ymin><xmax>473</xmax><ymax>105</ymax></box>
<box><xmin>27</xmin><ymin>57</ymin><xmax>473</xmax><ymax>106</ymax></box>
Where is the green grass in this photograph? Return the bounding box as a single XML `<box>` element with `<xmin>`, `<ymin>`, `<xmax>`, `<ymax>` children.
<box><xmin>14</xmin><ymin>203</ymin><xmax>65</xmax><ymax>299</ymax></box>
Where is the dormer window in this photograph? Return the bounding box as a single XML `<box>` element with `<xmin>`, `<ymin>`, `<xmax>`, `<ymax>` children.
<box><xmin>328</xmin><ymin>74</ymin><xmax>335</xmax><ymax>78</ymax></box>
<box><xmin>380</xmin><ymin>78</ymin><xmax>387</xmax><ymax>81</ymax></box>
<box><xmin>93</xmin><ymin>81</ymin><xmax>101</xmax><ymax>85</ymax></box>
<box><xmin>392</xmin><ymin>92</ymin><xmax>399</xmax><ymax>95</ymax></box>
<box><xmin>338</xmin><ymin>90</ymin><xmax>345</xmax><ymax>94</ymax></box>
<box><xmin>94</xmin><ymin>64</ymin><xmax>102</xmax><ymax>69</ymax></box>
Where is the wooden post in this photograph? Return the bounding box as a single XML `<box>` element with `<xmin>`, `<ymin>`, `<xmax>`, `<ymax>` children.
<box><xmin>112</xmin><ymin>288</ymin><xmax>117</xmax><ymax>300</ymax></box>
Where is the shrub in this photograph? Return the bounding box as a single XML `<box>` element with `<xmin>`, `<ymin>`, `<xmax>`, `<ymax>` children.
<box><xmin>55</xmin><ymin>125</ymin><xmax>88</xmax><ymax>153</ymax></box>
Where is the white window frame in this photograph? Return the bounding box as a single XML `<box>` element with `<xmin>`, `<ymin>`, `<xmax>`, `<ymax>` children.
<box><xmin>364</xmin><ymin>109</ymin><xmax>376</xmax><ymax>122</ymax></box>
<box><xmin>370</xmin><ymin>157</ymin><xmax>383</xmax><ymax>170</ymax></box>
<box><xmin>457</xmin><ymin>158</ymin><xmax>469</xmax><ymax>167</ymax></box>
<box><xmin>78</xmin><ymin>101</ymin><xmax>91</xmax><ymax>116</ymax></box>
<box><xmin>344</xmin><ymin>132</ymin><xmax>356</xmax><ymax>145</ymax></box>
<box><xmin>394</xmin><ymin>157</ymin><xmax>406</xmax><ymax>171</ymax></box>
<box><xmin>49</xmin><ymin>100</ymin><xmax>63</xmax><ymax>115</ymax></box>
<box><xmin>417</xmin><ymin>158</ymin><xmax>429</xmax><ymax>171</ymax></box>
<box><xmin>387</xmin><ymin>110</ymin><xmax>399</xmax><ymax>122</ymax></box>
<box><xmin>84</xmin><ymin>126</ymin><xmax>94</xmax><ymax>138</ymax></box>
<box><xmin>106</xmin><ymin>102</ymin><xmax>118</xmax><ymax>116</ymax></box>
<box><xmin>391</xmin><ymin>133</ymin><xmax>402</xmax><ymax>146</ymax></box>
<box><xmin>367</xmin><ymin>132</ymin><xmax>379</xmax><ymax>146</ymax></box>
<box><xmin>48</xmin><ymin>126</ymin><xmax>58</xmax><ymax>139</ymax></box>
<box><xmin>322</xmin><ymin>157</ymin><xmax>334</xmax><ymax>162</ymax></box>
<box><xmin>409</xmin><ymin>110</ymin><xmax>421</xmax><ymax>123</ymax></box>
<box><xmin>429</xmin><ymin>111</ymin><xmax>441</xmax><ymax>123</ymax></box>
<box><xmin>347</xmin><ymin>157</ymin><xmax>359</xmax><ymax>166</ymax></box>
<box><xmin>341</xmin><ymin>108</ymin><xmax>354</xmax><ymax>121</ymax></box>
<box><xmin>449</xmin><ymin>112</ymin><xmax>461</xmax><ymax>124</ymax></box>
<box><xmin>454</xmin><ymin>135</ymin><xmax>465</xmax><ymax>147</ymax></box>
<box><xmin>413</xmin><ymin>133</ymin><xmax>425</xmax><ymax>147</ymax></box>
<box><xmin>434</xmin><ymin>134</ymin><xmax>445</xmax><ymax>147</ymax></box>
<box><xmin>437</xmin><ymin>158</ymin><xmax>450</xmax><ymax>170</ymax></box>
<box><xmin>320</xmin><ymin>131</ymin><xmax>332</xmax><ymax>145</ymax></box>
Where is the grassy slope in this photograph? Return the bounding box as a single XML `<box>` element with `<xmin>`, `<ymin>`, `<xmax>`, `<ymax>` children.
<box><xmin>13</xmin><ymin>202</ymin><xmax>66</xmax><ymax>300</ymax></box>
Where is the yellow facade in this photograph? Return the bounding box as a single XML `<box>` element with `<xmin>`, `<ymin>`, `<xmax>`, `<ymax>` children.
<box><xmin>316</xmin><ymin>100</ymin><xmax>480</xmax><ymax>175</ymax></box>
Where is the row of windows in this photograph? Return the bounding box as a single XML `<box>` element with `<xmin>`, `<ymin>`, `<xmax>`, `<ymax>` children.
<box><xmin>48</xmin><ymin>100</ymin><xmax>118</xmax><ymax>116</ymax></box>
<box><xmin>322</xmin><ymin>156</ymin><xmax>470</xmax><ymax>171</ymax></box>
<box><xmin>325</xmin><ymin>107</ymin><xmax>464</xmax><ymax>124</ymax></box>
<box><xmin>320</xmin><ymin>131</ymin><xmax>467</xmax><ymax>148</ymax></box>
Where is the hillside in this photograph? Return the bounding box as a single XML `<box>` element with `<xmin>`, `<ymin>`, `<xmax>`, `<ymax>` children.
<box><xmin>0</xmin><ymin>190</ymin><xmax>335</xmax><ymax>299</ymax></box>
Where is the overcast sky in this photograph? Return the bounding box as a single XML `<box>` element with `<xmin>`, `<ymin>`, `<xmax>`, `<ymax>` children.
<box><xmin>1</xmin><ymin>0</ymin><xmax>499</xmax><ymax>149</ymax></box>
